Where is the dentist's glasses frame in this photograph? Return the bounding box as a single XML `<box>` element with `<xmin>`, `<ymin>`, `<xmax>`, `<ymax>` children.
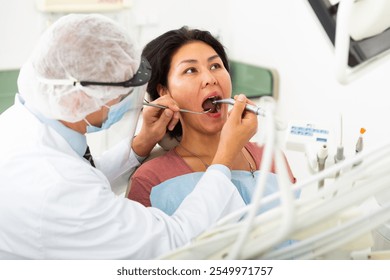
<box><xmin>37</xmin><ymin>57</ymin><xmax>152</xmax><ymax>88</ymax></box>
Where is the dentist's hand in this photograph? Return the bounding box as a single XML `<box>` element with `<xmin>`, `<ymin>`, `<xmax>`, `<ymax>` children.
<box><xmin>132</xmin><ymin>96</ymin><xmax>180</xmax><ymax>157</ymax></box>
<box><xmin>212</xmin><ymin>94</ymin><xmax>258</xmax><ymax>169</ymax></box>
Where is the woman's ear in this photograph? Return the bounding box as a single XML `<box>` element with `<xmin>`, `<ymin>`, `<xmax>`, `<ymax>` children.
<box><xmin>157</xmin><ymin>84</ymin><xmax>167</xmax><ymax>97</ymax></box>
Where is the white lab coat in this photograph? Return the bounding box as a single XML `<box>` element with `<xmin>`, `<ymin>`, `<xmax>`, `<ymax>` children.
<box><xmin>0</xmin><ymin>98</ymin><xmax>245</xmax><ymax>259</ymax></box>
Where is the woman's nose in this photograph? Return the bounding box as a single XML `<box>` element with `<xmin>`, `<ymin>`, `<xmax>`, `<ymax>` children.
<box><xmin>201</xmin><ymin>71</ymin><xmax>217</xmax><ymax>88</ymax></box>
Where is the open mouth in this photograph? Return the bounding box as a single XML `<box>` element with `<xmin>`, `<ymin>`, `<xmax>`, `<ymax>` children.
<box><xmin>202</xmin><ymin>96</ymin><xmax>221</xmax><ymax>113</ymax></box>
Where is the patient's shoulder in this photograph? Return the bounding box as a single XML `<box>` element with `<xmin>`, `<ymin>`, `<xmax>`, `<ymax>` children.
<box><xmin>245</xmin><ymin>142</ymin><xmax>264</xmax><ymax>168</ymax></box>
<box><xmin>246</xmin><ymin>141</ymin><xmax>263</xmax><ymax>151</ymax></box>
<box><xmin>245</xmin><ymin>142</ymin><xmax>264</xmax><ymax>155</ymax></box>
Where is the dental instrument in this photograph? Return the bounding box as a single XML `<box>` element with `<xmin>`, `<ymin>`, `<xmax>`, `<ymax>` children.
<box><xmin>355</xmin><ymin>127</ymin><xmax>366</xmax><ymax>153</ymax></box>
<box><xmin>353</xmin><ymin>127</ymin><xmax>366</xmax><ymax>167</ymax></box>
<box><xmin>212</xmin><ymin>98</ymin><xmax>266</xmax><ymax>116</ymax></box>
<box><xmin>143</xmin><ymin>101</ymin><xmax>210</xmax><ymax>114</ymax></box>
<box><xmin>334</xmin><ymin>114</ymin><xmax>345</xmax><ymax>178</ymax></box>
<box><xmin>317</xmin><ymin>144</ymin><xmax>328</xmax><ymax>188</ymax></box>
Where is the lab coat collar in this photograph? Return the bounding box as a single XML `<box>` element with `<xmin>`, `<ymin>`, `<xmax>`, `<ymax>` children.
<box><xmin>16</xmin><ymin>94</ymin><xmax>87</xmax><ymax>157</ymax></box>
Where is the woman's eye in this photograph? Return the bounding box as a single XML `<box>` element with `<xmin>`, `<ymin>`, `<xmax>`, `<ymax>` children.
<box><xmin>184</xmin><ymin>67</ymin><xmax>197</xmax><ymax>74</ymax></box>
<box><xmin>210</xmin><ymin>63</ymin><xmax>222</xmax><ymax>70</ymax></box>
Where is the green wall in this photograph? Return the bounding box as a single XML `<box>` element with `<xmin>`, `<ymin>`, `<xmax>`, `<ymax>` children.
<box><xmin>0</xmin><ymin>69</ymin><xmax>19</xmax><ymax>113</ymax></box>
<box><xmin>230</xmin><ymin>60</ymin><xmax>274</xmax><ymax>98</ymax></box>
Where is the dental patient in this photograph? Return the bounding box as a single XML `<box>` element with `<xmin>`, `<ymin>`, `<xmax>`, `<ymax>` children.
<box><xmin>127</xmin><ymin>27</ymin><xmax>296</xmax><ymax>214</ymax></box>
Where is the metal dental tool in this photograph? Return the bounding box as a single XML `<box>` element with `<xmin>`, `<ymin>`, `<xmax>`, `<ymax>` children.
<box><xmin>143</xmin><ymin>101</ymin><xmax>211</xmax><ymax>114</ymax></box>
<box><xmin>212</xmin><ymin>98</ymin><xmax>266</xmax><ymax>116</ymax></box>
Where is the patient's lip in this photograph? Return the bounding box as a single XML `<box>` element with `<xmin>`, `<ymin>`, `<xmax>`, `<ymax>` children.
<box><xmin>202</xmin><ymin>91</ymin><xmax>222</xmax><ymax>103</ymax></box>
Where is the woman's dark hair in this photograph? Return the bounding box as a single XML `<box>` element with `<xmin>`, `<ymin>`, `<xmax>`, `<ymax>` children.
<box><xmin>142</xmin><ymin>26</ymin><xmax>230</xmax><ymax>138</ymax></box>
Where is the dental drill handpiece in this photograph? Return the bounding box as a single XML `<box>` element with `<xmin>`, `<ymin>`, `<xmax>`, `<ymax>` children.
<box><xmin>212</xmin><ymin>98</ymin><xmax>266</xmax><ymax>116</ymax></box>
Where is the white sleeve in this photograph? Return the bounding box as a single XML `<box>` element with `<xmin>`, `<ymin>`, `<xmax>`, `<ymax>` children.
<box><xmin>43</xmin><ymin>164</ymin><xmax>245</xmax><ymax>260</ymax></box>
<box><xmin>94</xmin><ymin>137</ymin><xmax>140</xmax><ymax>183</ymax></box>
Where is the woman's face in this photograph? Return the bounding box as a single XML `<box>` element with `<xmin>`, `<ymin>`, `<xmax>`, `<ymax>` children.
<box><xmin>163</xmin><ymin>41</ymin><xmax>232</xmax><ymax>136</ymax></box>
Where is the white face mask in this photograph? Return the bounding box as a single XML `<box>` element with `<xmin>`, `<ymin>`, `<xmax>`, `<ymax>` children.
<box><xmin>84</xmin><ymin>91</ymin><xmax>137</xmax><ymax>134</ymax></box>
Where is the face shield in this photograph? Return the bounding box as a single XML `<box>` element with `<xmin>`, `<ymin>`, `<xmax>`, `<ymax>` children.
<box><xmin>86</xmin><ymin>84</ymin><xmax>146</xmax><ymax>157</ymax></box>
